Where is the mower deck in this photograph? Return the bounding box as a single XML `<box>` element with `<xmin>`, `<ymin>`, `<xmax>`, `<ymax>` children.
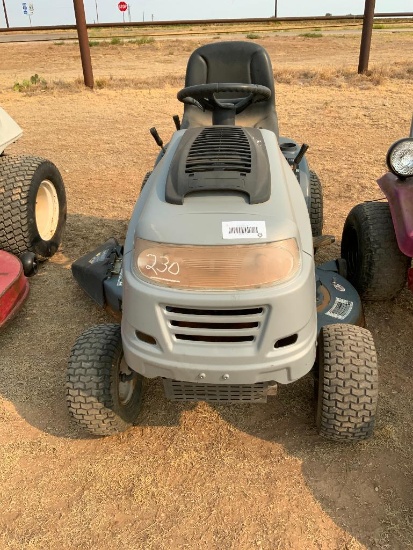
<box><xmin>0</xmin><ymin>251</ymin><xmax>29</xmax><ymax>328</ymax></box>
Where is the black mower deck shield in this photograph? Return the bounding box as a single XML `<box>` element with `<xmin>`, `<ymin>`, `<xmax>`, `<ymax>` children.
<box><xmin>71</xmin><ymin>238</ymin><xmax>123</xmax><ymax>310</ymax></box>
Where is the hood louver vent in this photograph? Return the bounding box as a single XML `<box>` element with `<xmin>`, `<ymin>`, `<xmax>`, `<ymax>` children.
<box><xmin>165</xmin><ymin>126</ymin><xmax>271</xmax><ymax>205</ymax></box>
<box><xmin>185</xmin><ymin>127</ymin><xmax>252</xmax><ymax>174</ymax></box>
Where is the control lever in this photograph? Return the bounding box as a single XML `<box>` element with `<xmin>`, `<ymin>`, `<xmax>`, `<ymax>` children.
<box><xmin>173</xmin><ymin>115</ymin><xmax>181</xmax><ymax>130</ymax></box>
<box><xmin>293</xmin><ymin>143</ymin><xmax>309</xmax><ymax>169</ymax></box>
<box><xmin>150</xmin><ymin>127</ymin><xmax>166</xmax><ymax>153</ymax></box>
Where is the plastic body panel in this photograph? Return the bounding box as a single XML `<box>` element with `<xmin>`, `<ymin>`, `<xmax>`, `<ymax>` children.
<box><xmin>122</xmin><ymin>252</ymin><xmax>316</xmax><ymax>385</ymax></box>
<box><xmin>122</xmin><ymin>127</ymin><xmax>317</xmax><ymax>385</ymax></box>
<box><xmin>0</xmin><ymin>107</ymin><xmax>22</xmax><ymax>154</ymax></box>
<box><xmin>124</xmin><ymin>129</ymin><xmax>313</xmax><ymax>253</ymax></box>
<box><xmin>0</xmin><ymin>251</ymin><xmax>29</xmax><ymax>328</ymax></box>
<box><xmin>377</xmin><ymin>173</ymin><xmax>413</xmax><ymax>257</ymax></box>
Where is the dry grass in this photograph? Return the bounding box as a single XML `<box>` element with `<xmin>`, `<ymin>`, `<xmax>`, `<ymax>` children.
<box><xmin>273</xmin><ymin>60</ymin><xmax>413</xmax><ymax>87</ymax></box>
<box><xmin>10</xmin><ymin>60</ymin><xmax>413</xmax><ymax>95</ymax></box>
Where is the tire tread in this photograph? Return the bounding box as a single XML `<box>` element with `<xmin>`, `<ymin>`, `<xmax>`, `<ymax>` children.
<box><xmin>317</xmin><ymin>324</ymin><xmax>378</xmax><ymax>442</ymax></box>
<box><xmin>309</xmin><ymin>170</ymin><xmax>323</xmax><ymax>237</ymax></box>
<box><xmin>341</xmin><ymin>201</ymin><xmax>410</xmax><ymax>300</ymax></box>
<box><xmin>66</xmin><ymin>324</ymin><xmax>141</xmax><ymax>436</ymax></box>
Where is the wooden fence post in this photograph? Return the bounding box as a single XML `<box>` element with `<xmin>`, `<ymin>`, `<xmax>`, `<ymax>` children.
<box><xmin>73</xmin><ymin>0</ymin><xmax>94</xmax><ymax>88</ymax></box>
<box><xmin>358</xmin><ymin>0</ymin><xmax>376</xmax><ymax>74</ymax></box>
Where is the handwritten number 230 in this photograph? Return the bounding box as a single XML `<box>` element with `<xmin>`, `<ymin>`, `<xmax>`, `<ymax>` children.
<box><xmin>145</xmin><ymin>254</ymin><xmax>180</xmax><ymax>276</ymax></box>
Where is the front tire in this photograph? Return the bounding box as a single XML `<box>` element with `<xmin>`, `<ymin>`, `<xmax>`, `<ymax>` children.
<box><xmin>315</xmin><ymin>324</ymin><xmax>378</xmax><ymax>442</ymax></box>
<box><xmin>341</xmin><ymin>202</ymin><xmax>410</xmax><ymax>300</ymax></box>
<box><xmin>0</xmin><ymin>155</ymin><xmax>67</xmax><ymax>259</ymax></box>
<box><xmin>66</xmin><ymin>324</ymin><xmax>143</xmax><ymax>436</ymax></box>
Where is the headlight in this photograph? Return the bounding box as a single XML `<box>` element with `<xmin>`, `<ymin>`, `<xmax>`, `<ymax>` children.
<box><xmin>386</xmin><ymin>138</ymin><xmax>413</xmax><ymax>179</ymax></box>
<box><xmin>133</xmin><ymin>238</ymin><xmax>301</xmax><ymax>290</ymax></box>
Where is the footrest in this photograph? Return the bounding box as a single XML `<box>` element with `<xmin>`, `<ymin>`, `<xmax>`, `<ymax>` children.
<box><xmin>162</xmin><ymin>379</ymin><xmax>269</xmax><ymax>403</ymax></box>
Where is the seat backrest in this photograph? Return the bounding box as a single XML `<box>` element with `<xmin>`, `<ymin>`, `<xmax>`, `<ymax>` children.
<box><xmin>181</xmin><ymin>41</ymin><xmax>279</xmax><ymax>136</ymax></box>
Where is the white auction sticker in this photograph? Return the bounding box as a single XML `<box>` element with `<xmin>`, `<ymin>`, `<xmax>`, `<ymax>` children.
<box><xmin>222</xmin><ymin>221</ymin><xmax>267</xmax><ymax>240</ymax></box>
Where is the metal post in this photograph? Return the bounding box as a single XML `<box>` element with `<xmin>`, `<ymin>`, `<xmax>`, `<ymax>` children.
<box><xmin>274</xmin><ymin>0</ymin><xmax>278</xmax><ymax>18</ymax></box>
<box><xmin>358</xmin><ymin>0</ymin><xmax>376</xmax><ymax>74</ymax></box>
<box><xmin>2</xmin><ymin>0</ymin><xmax>9</xmax><ymax>28</ymax></box>
<box><xmin>73</xmin><ymin>0</ymin><xmax>94</xmax><ymax>89</ymax></box>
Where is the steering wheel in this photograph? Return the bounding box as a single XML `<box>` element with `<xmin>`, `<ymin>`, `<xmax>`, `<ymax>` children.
<box><xmin>177</xmin><ymin>83</ymin><xmax>271</xmax><ymax>115</ymax></box>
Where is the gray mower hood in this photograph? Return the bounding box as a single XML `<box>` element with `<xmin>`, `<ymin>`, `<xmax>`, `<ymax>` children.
<box><xmin>126</xmin><ymin>128</ymin><xmax>313</xmax><ymax>256</ymax></box>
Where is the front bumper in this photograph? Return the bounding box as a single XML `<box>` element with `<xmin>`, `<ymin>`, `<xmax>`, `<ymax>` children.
<box><xmin>122</xmin><ymin>252</ymin><xmax>316</xmax><ymax>385</ymax></box>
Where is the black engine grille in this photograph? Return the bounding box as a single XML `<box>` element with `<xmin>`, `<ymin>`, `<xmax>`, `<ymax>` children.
<box><xmin>185</xmin><ymin>127</ymin><xmax>252</xmax><ymax>174</ymax></box>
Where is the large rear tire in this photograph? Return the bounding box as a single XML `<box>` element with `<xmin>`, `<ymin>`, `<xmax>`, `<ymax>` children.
<box><xmin>0</xmin><ymin>155</ymin><xmax>66</xmax><ymax>259</ymax></box>
<box><xmin>316</xmin><ymin>323</ymin><xmax>378</xmax><ymax>442</ymax></box>
<box><xmin>66</xmin><ymin>324</ymin><xmax>143</xmax><ymax>436</ymax></box>
<box><xmin>341</xmin><ymin>201</ymin><xmax>410</xmax><ymax>300</ymax></box>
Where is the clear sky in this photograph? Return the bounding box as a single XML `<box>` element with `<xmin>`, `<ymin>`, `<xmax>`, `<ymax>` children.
<box><xmin>0</xmin><ymin>1</ymin><xmax>411</xmax><ymax>28</ymax></box>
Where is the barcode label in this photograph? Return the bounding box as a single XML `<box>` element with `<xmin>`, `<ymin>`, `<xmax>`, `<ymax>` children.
<box><xmin>326</xmin><ymin>297</ymin><xmax>353</xmax><ymax>320</ymax></box>
<box><xmin>222</xmin><ymin>221</ymin><xmax>267</xmax><ymax>240</ymax></box>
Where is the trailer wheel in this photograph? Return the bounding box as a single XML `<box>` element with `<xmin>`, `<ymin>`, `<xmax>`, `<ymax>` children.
<box><xmin>66</xmin><ymin>324</ymin><xmax>143</xmax><ymax>437</ymax></box>
<box><xmin>309</xmin><ymin>171</ymin><xmax>323</xmax><ymax>237</ymax></box>
<box><xmin>0</xmin><ymin>155</ymin><xmax>66</xmax><ymax>259</ymax></box>
<box><xmin>341</xmin><ymin>201</ymin><xmax>410</xmax><ymax>300</ymax></box>
<box><xmin>315</xmin><ymin>323</ymin><xmax>378</xmax><ymax>442</ymax></box>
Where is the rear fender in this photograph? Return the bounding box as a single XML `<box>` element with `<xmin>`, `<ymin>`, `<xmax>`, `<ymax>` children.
<box><xmin>377</xmin><ymin>173</ymin><xmax>413</xmax><ymax>257</ymax></box>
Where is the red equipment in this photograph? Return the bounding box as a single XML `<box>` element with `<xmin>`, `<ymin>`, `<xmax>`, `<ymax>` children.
<box><xmin>0</xmin><ymin>251</ymin><xmax>29</xmax><ymax>328</ymax></box>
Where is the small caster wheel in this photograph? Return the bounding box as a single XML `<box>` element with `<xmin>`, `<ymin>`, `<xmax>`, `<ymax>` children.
<box><xmin>20</xmin><ymin>251</ymin><xmax>38</xmax><ymax>277</ymax></box>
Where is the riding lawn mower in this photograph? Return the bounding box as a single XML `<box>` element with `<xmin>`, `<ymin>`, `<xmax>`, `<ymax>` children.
<box><xmin>342</xmin><ymin>115</ymin><xmax>413</xmax><ymax>299</ymax></box>
<box><xmin>67</xmin><ymin>41</ymin><xmax>378</xmax><ymax>441</ymax></box>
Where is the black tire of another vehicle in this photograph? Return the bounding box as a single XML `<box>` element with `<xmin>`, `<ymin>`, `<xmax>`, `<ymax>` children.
<box><xmin>0</xmin><ymin>155</ymin><xmax>67</xmax><ymax>259</ymax></box>
<box><xmin>66</xmin><ymin>324</ymin><xmax>143</xmax><ymax>437</ymax></box>
<box><xmin>341</xmin><ymin>201</ymin><xmax>410</xmax><ymax>300</ymax></box>
<box><xmin>309</xmin><ymin>171</ymin><xmax>323</xmax><ymax>237</ymax></box>
<box><xmin>315</xmin><ymin>323</ymin><xmax>378</xmax><ymax>442</ymax></box>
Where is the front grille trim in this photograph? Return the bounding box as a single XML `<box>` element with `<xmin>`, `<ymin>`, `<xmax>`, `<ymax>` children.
<box><xmin>162</xmin><ymin>304</ymin><xmax>267</xmax><ymax>344</ymax></box>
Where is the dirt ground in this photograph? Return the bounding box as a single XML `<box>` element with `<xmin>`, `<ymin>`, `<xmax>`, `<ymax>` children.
<box><xmin>0</xmin><ymin>29</ymin><xmax>413</xmax><ymax>550</ymax></box>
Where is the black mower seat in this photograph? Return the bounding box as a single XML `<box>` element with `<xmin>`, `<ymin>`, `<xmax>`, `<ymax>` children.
<box><xmin>181</xmin><ymin>41</ymin><xmax>279</xmax><ymax>136</ymax></box>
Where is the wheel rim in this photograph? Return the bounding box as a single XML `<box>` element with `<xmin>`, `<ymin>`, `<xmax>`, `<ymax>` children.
<box><xmin>35</xmin><ymin>180</ymin><xmax>59</xmax><ymax>241</ymax></box>
<box><xmin>118</xmin><ymin>357</ymin><xmax>137</xmax><ymax>406</ymax></box>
